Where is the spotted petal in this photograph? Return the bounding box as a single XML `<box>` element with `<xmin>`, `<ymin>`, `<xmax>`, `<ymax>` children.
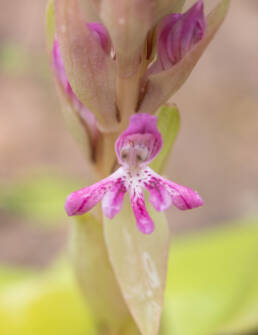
<box><xmin>166</xmin><ymin>180</ymin><xmax>203</xmax><ymax>210</ymax></box>
<box><xmin>145</xmin><ymin>178</ymin><xmax>172</xmax><ymax>212</ymax></box>
<box><xmin>130</xmin><ymin>190</ymin><xmax>155</xmax><ymax>235</ymax></box>
<box><xmin>146</xmin><ymin>167</ymin><xmax>203</xmax><ymax>211</ymax></box>
<box><xmin>102</xmin><ymin>178</ymin><xmax>127</xmax><ymax>219</ymax></box>
<box><xmin>65</xmin><ymin>169</ymin><xmax>122</xmax><ymax>216</ymax></box>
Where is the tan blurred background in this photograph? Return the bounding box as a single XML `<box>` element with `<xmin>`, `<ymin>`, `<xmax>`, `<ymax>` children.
<box><xmin>0</xmin><ymin>0</ymin><xmax>257</xmax><ymax>267</ymax></box>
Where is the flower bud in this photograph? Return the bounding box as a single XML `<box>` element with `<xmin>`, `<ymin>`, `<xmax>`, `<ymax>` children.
<box><xmin>87</xmin><ymin>22</ymin><xmax>112</xmax><ymax>54</ymax></box>
<box><xmin>54</xmin><ymin>0</ymin><xmax>118</xmax><ymax>131</ymax></box>
<box><xmin>138</xmin><ymin>0</ymin><xmax>229</xmax><ymax>116</ymax></box>
<box><xmin>52</xmin><ymin>38</ymin><xmax>98</xmax><ymax>141</ymax></box>
<box><xmin>100</xmin><ymin>0</ymin><xmax>154</xmax><ymax>76</ymax></box>
<box><xmin>155</xmin><ymin>0</ymin><xmax>206</xmax><ymax>71</ymax></box>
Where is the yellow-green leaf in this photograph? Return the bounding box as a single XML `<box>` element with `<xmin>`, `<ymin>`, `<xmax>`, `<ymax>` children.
<box><xmin>71</xmin><ymin>214</ymin><xmax>138</xmax><ymax>332</ymax></box>
<box><xmin>150</xmin><ymin>104</ymin><xmax>180</xmax><ymax>173</ymax></box>
<box><xmin>103</xmin><ymin>196</ymin><xmax>171</xmax><ymax>335</ymax></box>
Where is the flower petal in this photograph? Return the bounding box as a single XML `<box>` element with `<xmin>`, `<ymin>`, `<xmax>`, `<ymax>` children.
<box><xmin>167</xmin><ymin>181</ymin><xmax>204</xmax><ymax>210</ymax></box>
<box><xmin>115</xmin><ymin>113</ymin><xmax>163</xmax><ymax>165</ymax></box>
<box><xmin>145</xmin><ymin>177</ymin><xmax>172</xmax><ymax>212</ymax></box>
<box><xmin>146</xmin><ymin>167</ymin><xmax>203</xmax><ymax>211</ymax></box>
<box><xmin>88</xmin><ymin>22</ymin><xmax>112</xmax><ymax>54</ymax></box>
<box><xmin>130</xmin><ymin>190</ymin><xmax>155</xmax><ymax>234</ymax></box>
<box><xmin>102</xmin><ymin>178</ymin><xmax>127</xmax><ymax>219</ymax></box>
<box><xmin>138</xmin><ymin>0</ymin><xmax>230</xmax><ymax>115</ymax></box>
<box><xmin>65</xmin><ymin>179</ymin><xmax>113</xmax><ymax>216</ymax></box>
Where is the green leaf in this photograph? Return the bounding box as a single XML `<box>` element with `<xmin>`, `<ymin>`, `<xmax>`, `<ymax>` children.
<box><xmin>71</xmin><ymin>214</ymin><xmax>138</xmax><ymax>332</ymax></box>
<box><xmin>150</xmin><ymin>104</ymin><xmax>180</xmax><ymax>173</ymax></box>
<box><xmin>103</xmin><ymin>196</ymin><xmax>171</xmax><ymax>335</ymax></box>
<box><xmin>164</xmin><ymin>218</ymin><xmax>258</xmax><ymax>335</ymax></box>
<box><xmin>46</xmin><ymin>0</ymin><xmax>55</xmax><ymax>52</ymax></box>
<box><xmin>139</xmin><ymin>0</ymin><xmax>230</xmax><ymax>115</ymax></box>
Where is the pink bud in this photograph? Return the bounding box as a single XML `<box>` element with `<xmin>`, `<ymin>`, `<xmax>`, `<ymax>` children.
<box><xmin>156</xmin><ymin>0</ymin><xmax>206</xmax><ymax>71</ymax></box>
<box><xmin>54</xmin><ymin>0</ymin><xmax>117</xmax><ymax>131</ymax></box>
<box><xmin>87</xmin><ymin>22</ymin><xmax>112</xmax><ymax>55</ymax></box>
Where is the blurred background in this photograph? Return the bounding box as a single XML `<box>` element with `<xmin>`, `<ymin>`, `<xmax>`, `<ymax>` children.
<box><xmin>0</xmin><ymin>0</ymin><xmax>257</xmax><ymax>334</ymax></box>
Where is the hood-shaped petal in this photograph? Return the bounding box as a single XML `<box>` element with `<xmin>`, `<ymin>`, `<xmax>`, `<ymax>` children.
<box><xmin>138</xmin><ymin>0</ymin><xmax>230</xmax><ymax>115</ymax></box>
<box><xmin>54</xmin><ymin>0</ymin><xmax>118</xmax><ymax>131</ymax></box>
<box><xmin>100</xmin><ymin>0</ymin><xmax>155</xmax><ymax>76</ymax></box>
<box><xmin>115</xmin><ymin>114</ymin><xmax>163</xmax><ymax>165</ymax></box>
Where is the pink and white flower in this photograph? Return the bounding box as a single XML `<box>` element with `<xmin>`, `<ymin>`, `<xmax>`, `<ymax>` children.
<box><xmin>65</xmin><ymin>113</ymin><xmax>203</xmax><ymax>234</ymax></box>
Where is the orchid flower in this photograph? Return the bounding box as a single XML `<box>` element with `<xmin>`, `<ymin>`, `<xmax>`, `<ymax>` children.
<box><xmin>46</xmin><ymin>0</ymin><xmax>230</xmax><ymax>332</ymax></box>
<box><xmin>65</xmin><ymin>113</ymin><xmax>203</xmax><ymax>234</ymax></box>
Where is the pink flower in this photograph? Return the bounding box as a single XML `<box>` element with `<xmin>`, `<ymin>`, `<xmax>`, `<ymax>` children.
<box><xmin>65</xmin><ymin>113</ymin><xmax>203</xmax><ymax>234</ymax></box>
<box><xmin>150</xmin><ymin>0</ymin><xmax>206</xmax><ymax>73</ymax></box>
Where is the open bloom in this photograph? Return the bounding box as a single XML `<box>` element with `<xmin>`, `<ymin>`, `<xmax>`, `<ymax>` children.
<box><xmin>65</xmin><ymin>114</ymin><xmax>203</xmax><ymax>234</ymax></box>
